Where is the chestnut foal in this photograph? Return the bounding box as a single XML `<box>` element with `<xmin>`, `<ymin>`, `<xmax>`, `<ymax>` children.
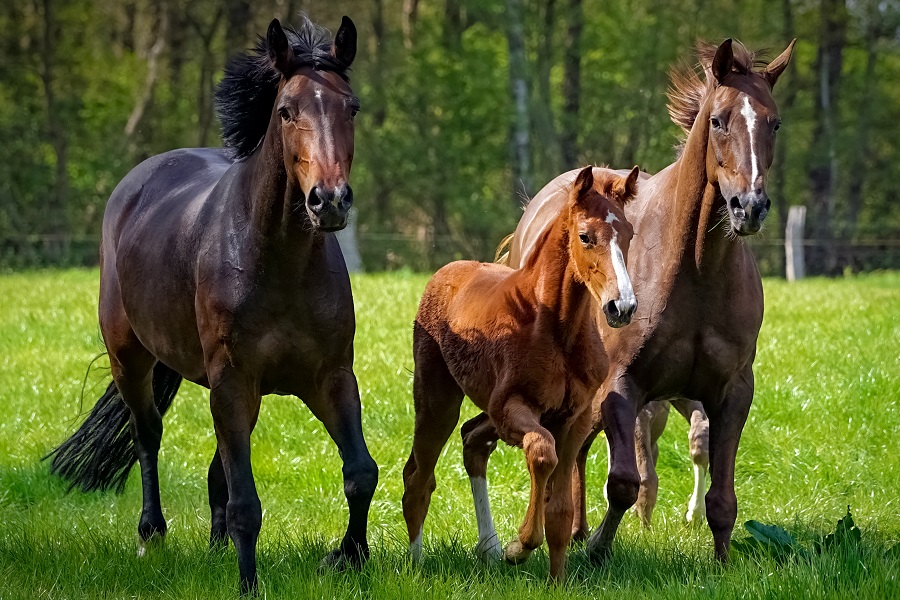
<box><xmin>402</xmin><ymin>166</ymin><xmax>639</xmax><ymax>581</ymax></box>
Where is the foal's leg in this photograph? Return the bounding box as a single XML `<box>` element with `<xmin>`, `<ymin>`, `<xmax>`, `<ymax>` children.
<box><xmin>461</xmin><ymin>413</ymin><xmax>501</xmax><ymax>561</ymax></box>
<box><xmin>493</xmin><ymin>396</ymin><xmax>557</xmax><ymax>565</ymax></box>
<box><xmin>633</xmin><ymin>400</ymin><xmax>670</xmax><ymax>527</ymax></box>
<box><xmin>671</xmin><ymin>399</ymin><xmax>709</xmax><ymax>524</ymax></box>
<box><xmin>101</xmin><ymin>295</ymin><xmax>166</xmax><ymax>555</ymax></box>
<box><xmin>402</xmin><ymin>336</ymin><xmax>463</xmax><ymax>561</ymax></box>
<box><xmin>544</xmin><ymin>411</ymin><xmax>592</xmax><ymax>582</ymax></box>
<box><xmin>208</xmin><ymin>447</ymin><xmax>229</xmax><ymax>547</ymax></box>
<box><xmin>571</xmin><ymin>426</ymin><xmax>602</xmax><ymax>542</ymax></box>
<box><xmin>305</xmin><ymin>366</ymin><xmax>379</xmax><ymax>570</ymax></box>
<box><xmin>207</xmin><ymin>365</ymin><xmax>263</xmax><ymax>595</ymax></box>
<box><xmin>705</xmin><ymin>369</ymin><xmax>753</xmax><ymax>563</ymax></box>
<box><xmin>586</xmin><ymin>381</ymin><xmax>640</xmax><ymax>565</ymax></box>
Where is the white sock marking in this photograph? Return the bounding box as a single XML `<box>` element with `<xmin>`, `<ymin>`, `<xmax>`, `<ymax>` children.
<box><xmin>685</xmin><ymin>463</ymin><xmax>708</xmax><ymax>523</ymax></box>
<box><xmin>470</xmin><ymin>476</ymin><xmax>502</xmax><ymax>561</ymax></box>
<box><xmin>409</xmin><ymin>527</ymin><xmax>423</xmax><ymax>562</ymax></box>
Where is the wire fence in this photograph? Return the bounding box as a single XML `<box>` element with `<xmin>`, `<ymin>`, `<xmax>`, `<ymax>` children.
<box><xmin>2</xmin><ymin>233</ymin><xmax>899</xmax><ymax>276</ymax></box>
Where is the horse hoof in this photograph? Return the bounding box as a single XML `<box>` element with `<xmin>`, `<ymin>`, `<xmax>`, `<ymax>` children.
<box><xmin>585</xmin><ymin>536</ymin><xmax>611</xmax><ymax>567</ymax></box>
<box><xmin>474</xmin><ymin>537</ymin><xmax>502</xmax><ymax>563</ymax></box>
<box><xmin>684</xmin><ymin>507</ymin><xmax>707</xmax><ymax>526</ymax></box>
<box><xmin>503</xmin><ymin>540</ymin><xmax>533</xmax><ymax>565</ymax></box>
<box><xmin>136</xmin><ymin>533</ymin><xmax>164</xmax><ymax>558</ymax></box>
<box><xmin>318</xmin><ymin>545</ymin><xmax>367</xmax><ymax>573</ymax></box>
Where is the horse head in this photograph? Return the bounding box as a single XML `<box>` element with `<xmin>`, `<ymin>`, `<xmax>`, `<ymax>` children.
<box><xmin>567</xmin><ymin>166</ymin><xmax>640</xmax><ymax>328</ymax></box>
<box><xmin>267</xmin><ymin>17</ymin><xmax>359</xmax><ymax>232</ymax></box>
<box><xmin>669</xmin><ymin>38</ymin><xmax>795</xmax><ymax>236</ymax></box>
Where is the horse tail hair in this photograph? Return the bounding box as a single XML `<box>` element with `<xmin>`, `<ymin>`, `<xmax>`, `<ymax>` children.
<box><xmin>494</xmin><ymin>233</ymin><xmax>515</xmax><ymax>265</ymax></box>
<box><xmin>45</xmin><ymin>362</ymin><xmax>182</xmax><ymax>494</ymax></box>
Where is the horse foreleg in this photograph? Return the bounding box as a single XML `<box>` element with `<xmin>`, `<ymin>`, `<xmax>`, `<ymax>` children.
<box><xmin>705</xmin><ymin>369</ymin><xmax>753</xmax><ymax>563</ymax></box>
<box><xmin>207</xmin><ymin>447</ymin><xmax>229</xmax><ymax>548</ymax></box>
<box><xmin>208</xmin><ymin>368</ymin><xmax>262</xmax><ymax>596</ymax></box>
<box><xmin>307</xmin><ymin>367</ymin><xmax>379</xmax><ymax>570</ymax></box>
<box><xmin>107</xmin><ymin>332</ymin><xmax>165</xmax><ymax>555</ymax></box>
<box><xmin>633</xmin><ymin>400</ymin><xmax>670</xmax><ymax>527</ymax></box>
<box><xmin>672</xmin><ymin>399</ymin><xmax>709</xmax><ymax>525</ymax></box>
<box><xmin>545</xmin><ymin>410</ymin><xmax>592</xmax><ymax>582</ymax></box>
<box><xmin>461</xmin><ymin>413</ymin><xmax>501</xmax><ymax>562</ymax></box>
<box><xmin>586</xmin><ymin>383</ymin><xmax>639</xmax><ymax>565</ymax></box>
<box><xmin>492</xmin><ymin>396</ymin><xmax>557</xmax><ymax>566</ymax></box>
<box><xmin>571</xmin><ymin>425</ymin><xmax>601</xmax><ymax>542</ymax></box>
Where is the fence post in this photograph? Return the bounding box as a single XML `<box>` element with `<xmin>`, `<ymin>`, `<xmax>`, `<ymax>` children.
<box><xmin>785</xmin><ymin>205</ymin><xmax>806</xmax><ymax>282</ymax></box>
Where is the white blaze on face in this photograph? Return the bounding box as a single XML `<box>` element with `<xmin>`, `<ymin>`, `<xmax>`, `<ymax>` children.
<box><xmin>741</xmin><ymin>95</ymin><xmax>760</xmax><ymax>188</ymax></box>
<box><xmin>606</xmin><ymin>212</ymin><xmax>635</xmax><ymax>308</ymax></box>
<box><xmin>314</xmin><ymin>87</ymin><xmax>335</xmax><ymax>165</ymax></box>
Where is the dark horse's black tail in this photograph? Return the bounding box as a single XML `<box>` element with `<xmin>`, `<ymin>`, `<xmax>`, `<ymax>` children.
<box><xmin>45</xmin><ymin>362</ymin><xmax>182</xmax><ymax>494</ymax></box>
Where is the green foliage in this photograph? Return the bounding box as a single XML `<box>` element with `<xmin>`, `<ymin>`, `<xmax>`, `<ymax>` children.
<box><xmin>732</xmin><ymin>520</ymin><xmax>811</xmax><ymax>561</ymax></box>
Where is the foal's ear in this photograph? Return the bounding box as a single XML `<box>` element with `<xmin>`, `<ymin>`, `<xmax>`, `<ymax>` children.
<box><xmin>764</xmin><ymin>39</ymin><xmax>796</xmax><ymax>89</ymax></box>
<box><xmin>333</xmin><ymin>16</ymin><xmax>357</xmax><ymax>67</ymax></box>
<box><xmin>613</xmin><ymin>166</ymin><xmax>640</xmax><ymax>204</ymax></box>
<box><xmin>267</xmin><ymin>19</ymin><xmax>294</xmax><ymax>74</ymax></box>
<box><xmin>574</xmin><ymin>166</ymin><xmax>595</xmax><ymax>198</ymax></box>
<box><xmin>712</xmin><ymin>38</ymin><xmax>734</xmax><ymax>85</ymax></box>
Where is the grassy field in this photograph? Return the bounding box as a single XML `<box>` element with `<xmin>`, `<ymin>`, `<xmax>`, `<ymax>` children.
<box><xmin>0</xmin><ymin>269</ymin><xmax>898</xmax><ymax>599</ymax></box>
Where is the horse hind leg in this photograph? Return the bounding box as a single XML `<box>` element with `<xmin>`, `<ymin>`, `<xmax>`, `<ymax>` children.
<box><xmin>402</xmin><ymin>331</ymin><xmax>463</xmax><ymax>562</ymax></box>
<box><xmin>672</xmin><ymin>399</ymin><xmax>709</xmax><ymax>524</ymax></box>
<box><xmin>461</xmin><ymin>413</ymin><xmax>501</xmax><ymax>562</ymax></box>
<box><xmin>208</xmin><ymin>447</ymin><xmax>228</xmax><ymax>548</ymax></box>
<box><xmin>633</xmin><ymin>400</ymin><xmax>670</xmax><ymax>527</ymax></box>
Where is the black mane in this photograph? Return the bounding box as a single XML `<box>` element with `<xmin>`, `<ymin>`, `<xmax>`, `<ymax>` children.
<box><xmin>214</xmin><ymin>16</ymin><xmax>351</xmax><ymax>159</ymax></box>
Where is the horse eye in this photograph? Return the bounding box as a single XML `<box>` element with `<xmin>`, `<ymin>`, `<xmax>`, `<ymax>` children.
<box><xmin>710</xmin><ymin>116</ymin><xmax>723</xmax><ymax>130</ymax></box>
<box><xmin>774</xmin><ymin>120</ymin><xmax>782</xmax><ymax>132</ymax></box>
<box><xmin>278</xmin><ymin>108</ymin><xmax>290</xmax><ymax>123</ymax></box>
<box><xmin>578</xmin><ymin>233</ymin><xmax>592</xmax><ymax>247</ymax></box>
<box><xmin>351</xmin><ymin>108</ymin><xmax>359</xmax><ymax>118</ymax></box>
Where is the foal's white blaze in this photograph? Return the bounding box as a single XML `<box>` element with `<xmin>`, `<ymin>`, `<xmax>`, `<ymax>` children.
<box><xmin>606</xmin><ymin>215</ymin><xmax>635</xmax><ymax>310</ymax></box>
<box><xmin>741</xmin><ymin>96</ymin><xmax>760</xmax><ymax>187</ymax></box>
<box><xmin>470</xmin><ymin>476</ymin><xmax>502</xmax><ymax>561</ymax></box>
<box><xmin>685</xmin><ymin>462</ymin><xmax>708</xmax><ymax>523</ymax></box>
<box><xmin>314</xmin><ymin>85</ymin><xmax>336</xmax><ymax>165</ymax></box>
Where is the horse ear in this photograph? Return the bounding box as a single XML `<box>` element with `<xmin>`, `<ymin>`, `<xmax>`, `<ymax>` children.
<box><xmin>764</xmin><ymin>39</ymin><xmax>796</xmax><ymax>88</ymax></box>
<box><xmin>614</xmin><ymin>166</ymin><xmax>640</xmax><ymax>203</ymax></box>
<box><xmin>712</xmin><ymin>38</ymin><xmax>733</xmax><ymax>85</ymax></box>
<box><xmin>574</xmin><ymin>166</ymin><xmax>594</xmax><ymax>199</ymax></box>
<box><xmin>333</xmin><ymin>16</ymin><xmax>357</xmax><ymax>67</ymax></box>
<box><xmin>267</xmin><ymin>19</ymin><xmax>294</xmax><ymax>74</ymax></box>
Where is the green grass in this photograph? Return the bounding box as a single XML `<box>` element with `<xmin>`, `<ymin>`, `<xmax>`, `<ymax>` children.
<box><xmin>0</xmin><ymin>269</ymin><xmax>899</xmax><ymax>599</ymax></box>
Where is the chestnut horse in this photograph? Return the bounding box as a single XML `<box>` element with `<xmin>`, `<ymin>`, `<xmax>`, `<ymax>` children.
<box><xmin>503</xmin><ymin>39</ymin><xmax>795</xmax><ymax>564</ymax></box>
<box><xmin>45</xmin><ymin>17</ymin><xmax>377</xmax><ymax>594</ymax></box>
<box><xmin>403</xmin><ymin>166</ymin><xmax>639</xmax><ymax>582</ymax></box>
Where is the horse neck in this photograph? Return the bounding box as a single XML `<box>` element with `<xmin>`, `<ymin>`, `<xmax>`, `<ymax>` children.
<box><xmin>237</xmin><ymin>114</ymin><xmax>315</xmax><ymax>261</ymax></box>
<box><xmin>521</xmin><ymin>211</ymin><xmax>596</xmax><ymax>348</ymax></box>
<box><xmin>663</xmin><ymin>93</ymin><xmax>738</xmax><ymax>278</ymax></box>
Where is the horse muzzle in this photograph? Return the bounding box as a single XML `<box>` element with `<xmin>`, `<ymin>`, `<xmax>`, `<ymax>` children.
<box><xmin>603</xmin><ymin>297</ymin><xmax>637</xmax><ymax>328</ymax></box>
<box><xmin>306</xmin><ymin>183</ymin><xmax>353</xmax><ymax>232</ymax></box>
<box><xmin>727</xmin><ymin>192</ymin><xmax>770</xmax><ymax>236</ymax></box>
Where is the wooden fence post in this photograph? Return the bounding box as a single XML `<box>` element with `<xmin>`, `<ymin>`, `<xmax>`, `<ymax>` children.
<box><xmin>785</xmin><ymin>205</ymin><xmax>806</xmax><ymax>281</ymax></box>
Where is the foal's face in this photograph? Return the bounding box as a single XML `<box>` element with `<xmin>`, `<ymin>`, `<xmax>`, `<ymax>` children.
<box><xmin>268</xmin><ymin>17</ymin><xmax>358</xmax><ymax>232</ymax></box>
<box><xmin>569</xmin><ymin>167</ymin><xmax>639</xmax><ymax>328</ymax></box>
<box><xmin>706</xmin><ymin>39</ymin><xmax>794</xmax><ymax>235</ymax></box>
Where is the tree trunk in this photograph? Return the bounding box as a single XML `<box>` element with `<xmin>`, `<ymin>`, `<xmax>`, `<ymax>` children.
<box><xmin>506</xmin><ymin>0</ymin><xmax>532</xmax><ymax>204</ymax></box>
<box><xmin>186</xmin><ymin>7</ymin><xmax>223</xmax><ymax>148</ymax></box>
<box><xmin>807</xmin><ymin>0</ymin><xmax>847</xmax><ymax>274</ymax></box>
<box><xmin>772</xmin><ymin>0</ymin><xmax>798</xmax><ymax>252</ymax></box>
<box><xmin>845</xmin><ymin>5</ymin><xmax>879</xmax><ymax>241</ymax></box>
<box><xmin>532</xmin><ymin>0</ymin><xmax>561</xmax><ymax>180</ymax></box>
<box><xmin>402</xmin><ymin>0</ymin><xmax>420</xmax><ymax>50</ymax></box>
<box><xmin>370</xmin><ymin>0</ymin><xmax>391</xmax><ymax>227</ymax></box>
<box><xmin>224</xmin><ymin>0</ymin><xmax>251</xmax><ymax>55</ymax></box>
<box><xmin>560</xmin><ymin>0</ymin><xmax>582</xmax><ymax>168</ymax></box>
<box><xmin>125</xmin><ymin>7</ymin><xmax>167</xmax><ymax>155</ymax></box>
<box><xmin>39</xmin><ymin>0</ymin><xmax>68</xmax><ymax>236</ymax></box>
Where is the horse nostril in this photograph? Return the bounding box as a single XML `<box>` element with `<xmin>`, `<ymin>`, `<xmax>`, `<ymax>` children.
<box><xmin>308</xmin><ymin>187</ymin><xmax>325</xmax><ymax>210</ymax></box>
<box><xmin>604</xmin><ymin>300</ymin><xmax>620</xmax><ymax>318</ymax></box>
<box><xmin>764</xmin><ymin>197</ymin><xmax>771</xmax><ymax>211</ymax></box>
<box><xmin>729</xmin><ymin>196</ymin><xmax>746</xmax><ymax>220</ymax></box>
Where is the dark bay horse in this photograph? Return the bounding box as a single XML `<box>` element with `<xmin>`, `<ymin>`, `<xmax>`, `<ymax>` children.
<box><xmin>503</xmin><ymin>39</ymin><xmax>795</xmax><ymax>563</ymax></box>
<box><xmin>403</xmin><ymin>167</ymin><xmax>640</xmax><ymax>582</ymax></box>
<box><xmin>45</xmin><ymin>16</ymin><xmax>376</xmax><ymax>594</ymax></box>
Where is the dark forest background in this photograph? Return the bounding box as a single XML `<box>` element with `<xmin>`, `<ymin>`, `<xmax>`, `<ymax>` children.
<box><xmin>1</xmin><ymin>0</ymin><xmax>898</xmax><ymax>273</ymax></box>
